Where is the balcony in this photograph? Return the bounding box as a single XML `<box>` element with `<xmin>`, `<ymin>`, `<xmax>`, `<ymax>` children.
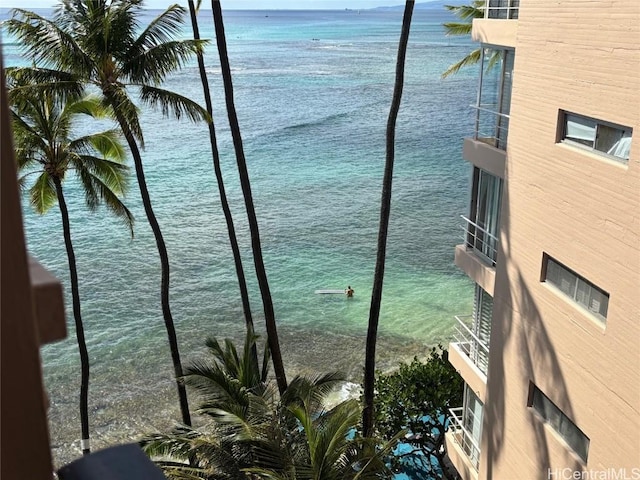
<box><xmin>447</xmin><ymin>407</ymin><xmax>481</xmax><ymax>471</ymax></box>
<box><xmin>471</xmin><ymin>48</ymin><xmax>514</xmax><ymax>152</ymax></box>
<box><xmin>460</xmin><ymin>215</ymin><xmax>498</xmax><ymax>267</ymax></box>
<box><xmin>473</xmin><ymin>105</ymin><xmax>510</xmax><ymax>151</ymax></box>
<box><xmin>449</xmin><ymin>309</ymin><xmax>490</xmax><ymax>400</ymax></box>
<box><xmin>453</xmin><ymin>315</ymin><xmax>490</xmax><ymax>376</ymax></box>
<box><xmin>462</xmin><ymin>137</ymin><xmax>506</xmax><ymax>179</ymax></box>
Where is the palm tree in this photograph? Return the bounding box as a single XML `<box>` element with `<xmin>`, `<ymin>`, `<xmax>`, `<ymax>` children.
<box><xmin>210</xmin><ymin>0</ymin><xmax>288</xmax><ymax>395</ymax></box>
<box><xmin>441</xmin><ymin>0</ymin><xmax>484</xmax><ymax>78</ymax></box>
<box><xmin>186</xmin><ymin>0</ymin><xmax>258</xmax><ymax>368</ymax></box>
<box><xmin>142</xmin><ymin>335</ymin><xmax>398</xmax><ymax>479</ymax></box>
<box><xmin>363</xmin><ymin>0</ymin><xmax>415</xmax><ymax>438</ymax></box>
<box><xmin>7</xmin><ymin>0</ymin><xmax>209</xmax><ymax>426</ymax></box>
<box><xmin>8</xmin><ymin>74</ymin><xmax>133</xmax><ymax>455</ymax></box>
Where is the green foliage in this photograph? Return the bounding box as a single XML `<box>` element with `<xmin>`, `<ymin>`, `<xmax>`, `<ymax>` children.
<box><xmin>441</xmin><ymin>1</ymin><xmax>484</xmax><ymax>78</ymax></box>
<box><xmin>373</xmin><ymin>346</ymin><xmax>463</xmax><ymax>479</ymax></box>
<box><xmin>8</xmin><ymin>71</ymin><xmax>134</xmax><ymax>232</ymax></box>
<box><xmin>6</xmin><ymin>0</ymin><xmax>210</xmax><ymax>146</ymax></box>
<box><xmin>142</xmin><ymin>334</ymin><xmax>399</xmax><ymax>479</ymax></box>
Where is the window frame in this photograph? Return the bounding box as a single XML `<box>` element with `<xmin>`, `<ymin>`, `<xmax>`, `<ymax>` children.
<box><xmin>541</xmin><ymin>253</ymin><xmax>610</xmax><ymax>323</ymax></box>
<box><xmin>559</xmin><ymin>110</ymin><xmax>632</xmax><ymax>163</ymax></box>
<box><xmin>527</xmin><ymin>384</ymin><xmax>590</xmax><ymax>463</ymax></box>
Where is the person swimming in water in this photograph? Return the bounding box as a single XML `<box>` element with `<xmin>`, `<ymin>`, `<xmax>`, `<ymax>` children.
<box><xmin>345</xmin><ymin>286</ymin><xmax>354</xmax><ymax>298</ymax></box>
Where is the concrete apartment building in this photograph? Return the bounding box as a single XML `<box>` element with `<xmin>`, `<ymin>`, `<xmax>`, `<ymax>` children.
<box><xmin>444</xmin><ymin>0</ymin><xmax>640</xmax><ymax>478</ymax></box>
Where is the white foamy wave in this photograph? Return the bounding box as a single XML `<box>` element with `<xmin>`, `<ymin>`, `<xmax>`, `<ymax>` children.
<box><xmin>324</xmin><ymin>382</ymin><xmax>361</xmax><ymax>409</ymax></box>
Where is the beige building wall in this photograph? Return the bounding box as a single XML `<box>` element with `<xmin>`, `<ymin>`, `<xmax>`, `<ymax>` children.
<box><xmin>485</xmin><ymin>0</ymin><xmax>640</xmax><ymax>476</ymax></box>
<box><xmin>450</xmin><ymin>0</ymin><xmax>640</xmax><ymax>478</ymax></box>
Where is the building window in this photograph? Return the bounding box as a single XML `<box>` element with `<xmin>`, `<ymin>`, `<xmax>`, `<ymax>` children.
<box><xmin>487</xmin><ymin>0</ymin><xmax>520</xmax><ymax>19</ymax></box>
<box><xmin>463</xmin><ymin>168</ymin><xmax>503</xmax><ymax>266</ymax></box>
<box><xmin>561</xmin><ymin>111</ymin><xmax>632</xmax><ymax>162</ymax></box>
<box><xmin>475</xmin><ymin>47</ymin><xmax>514</xmax><ymax>150</ymax></box>
<box><xmin>542</xmin><ymin>254</ymin><xmax>609</xmax><ymax>322</ymax></box>
<box><xmin>463</xmin><ymin>385</ymin><xmax>483</xmax><ymax>468</ymax></box>
<box><xmin>528</xmin><ymin>384</ymin><xmax>590</xmax><ymax>462</ymax></box>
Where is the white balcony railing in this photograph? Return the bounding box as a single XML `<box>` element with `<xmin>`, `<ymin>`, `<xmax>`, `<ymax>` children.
<box><xmin>473</xmin><ymin>105</ymin><xmax>510</xmax><ymax>151</ymax></box>
<box><xmin>448</xmin><ymin>407</ymin><xmax>481</xmax><ymax>470</ymax></box>
<box><xmin>453</xmin><ymin>315</ymin><xmax>490</xmax><ymax>376</ymax></box>
<box><xmin>484</xmin><ymin>0</ymin><xmax>519</xmax><ymax>19</ymax></box>
<box><xmin>460</xmin><ymin>215</ymin><xmax>499</xmax><ymax>266</ymax></box>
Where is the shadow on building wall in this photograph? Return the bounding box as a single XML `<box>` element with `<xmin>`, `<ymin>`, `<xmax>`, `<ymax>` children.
<box><xmin>483</xmin><ymin>161</ymin><xmax>583</xmax><ymax>478</ymax></box>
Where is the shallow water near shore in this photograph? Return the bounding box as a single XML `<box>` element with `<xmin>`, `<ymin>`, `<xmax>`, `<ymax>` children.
<box><xmin>3</xmin><ymin>7</ymin><xmax>477</xmax><ymax>466</ymax></box>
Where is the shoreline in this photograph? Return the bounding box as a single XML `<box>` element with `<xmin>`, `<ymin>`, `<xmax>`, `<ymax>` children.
<box><xmin>47</xmin><ymin>330</ymin><xmax>446</xmax><ymax>468</ymax></box>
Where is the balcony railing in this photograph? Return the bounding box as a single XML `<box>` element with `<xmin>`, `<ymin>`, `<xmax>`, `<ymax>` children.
<box><xmin>460</xmin><ymin>215</ymin><xmax>499</xmax><ymax>266</ymax></box>
<box><xmin>473</xmin><ymin>105</ymin><xmax>510</xmax><ymax>150</ymax></box>
<box><xmin>453</xmin><ymin>315</ymin><xmax>490</xmax><ymax>376</ymax></box>
<box><xmin>448</xmin><ymin>407</ymin><xmax>481</xmax><ymax>470</ymax></box>
<box><xmin>484</xmin><ymin>0</ymin><xmax>519</xmax><ymax>19</ymax></box>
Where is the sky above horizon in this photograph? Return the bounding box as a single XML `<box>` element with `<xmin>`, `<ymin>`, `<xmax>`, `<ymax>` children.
<box><xmin>2</xmin><ymin>1</ymin><xmax>412</xmax><ymax>9</ymax></box>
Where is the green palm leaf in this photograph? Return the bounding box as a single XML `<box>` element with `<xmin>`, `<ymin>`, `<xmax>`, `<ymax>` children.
<box><xmin>444</xmin><ymin>2</ymin><xmax>484</xmax><ymax>20</ymax></box>
<box><xmin>70</xmin><ymin>131</ymin><xmax>126</xmax><ymax>162</ymax></box>
<box><xmin>441</xmin><ymin>1</ymin><xmax>485</xmax><ymax>78</ymax></box>
<box><xmin>139</xmin><ymin>85</ymin><xmax>210</xmax><ymax>123</ymax></box>
<box><xmin>6</xmin><ymin>67</ymin><xmax>84</xmax><ymax>103</ymax></box>
<box><xmin>130</xmin><ymin>5</ymin><xmax>190</xmax><ymax>55</ymax></box>
<box><xmin>125</xmin><ymin>39</ymin><xmax>207</xmax><ymax>85</ymax></box>
<box><xmin>29</xmin><ymin>171</ymin><xmax>57</xmax><ymax>214</ymax></box>
<box><xmin>7</xmin><ymin>9</ymin><xmax>94</xmax><ymax>77</ymax></box>
<box><xmin>146</xmin><ymin>336</ymin><xmax>398</xmax><ymax>479</ymax></box>
<box><xmin>75</xmin><ymin>158</ymin><xmax>134</xmax><ymax>235</ymax></box>
<box><xmin>441</xmin><ymin>47</ymin><xmax>482</xmax><ymax>78</ymax></box>
<box><xmin>442</xmin><ymin>21</ymin><xmax>473</xmax><ymax>36</ymax></box>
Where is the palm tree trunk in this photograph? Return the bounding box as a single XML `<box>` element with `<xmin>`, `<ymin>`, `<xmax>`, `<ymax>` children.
<box><xmin>211</xmin><ymin>0</ymin><xmax>288</xmax><ymax>395</ymax></box>
<box><xmin>187</xmin><ymin>0</ymin><xmax>259</xmax><ymax>370</ymax></box>
<box><xmin>53</xmin><ymin>177</ymin><xmax>91</xmax><ymax>455</ymax></box>
<box><xmin>110</xmin><ymin>107</ymin><xmax>192</xmax><ymax>427</ymax></box>
<box><xmin>363</xmin><ymin>0</ymin><xmax>414</xmax><ymax>437</ymax></box>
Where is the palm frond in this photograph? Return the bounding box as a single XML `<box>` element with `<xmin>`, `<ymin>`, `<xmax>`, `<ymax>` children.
<box><xmin>441</xmin><ymin>47</ymin><xmax>481</xmax><ymax>78</ymax></box>
<box><xmin>130</xmin><ymin>4</ymin><xmax>188</xmax><ymax>55</ymax></box>
<box><xmin>138</xmin><ymin>84</ymin><xmax>209</xmax><ymax>123</ymax></box>
<box><xmin>74</xmin><ymin>157</ymin><xmax>134</xmax><ymax>236</ymax></box>
<box><xmin>62</xmin><ymin>95</ymin><xmax>109</xmax><ymax>119</ymax></box>
<box><xmin>9</xmin><ymin>110</ymin><xmax>48</xmax><ymax>168</ymax></box>
<box><xmin>29</xmin><ymin>171</ymin><xmax>58</xmax><ymax>214</ymax></box>
<box><xmin>6</xmin><ymin>9</ymin><xmax>94</xmax><ymax>76</ymax></box>
<box><xmin>6</xmin><ymin>67</ymin><xmax>84</xmax><ymax>103</ymax></box>
<box><xmin>74</xmin><ymin>159</ymin><xmax>100</xmax><ymax>211</ymax></box>
<box><xmin>124</xmin><ymin>39</ymin><xmax>206</xmax><ymax>85</ymax></box>
<box><xmin>443</xmin><ymin>3</ymin><xmax>484</xmax><ymax>20</ymax></box>
<box><xmin>141</xmin><ymin>427</ymin><xmax>202</xmax><ymax>461</ymax></box>
<box><xmin>442</xmin><ymin>21</ymin><xmax>473</xmax><ymax>36</ymax></box>
<box><xmin>444</xmin><ymin>0</ymin><xmax>486</xmax><ymax>20</ymax></box>
<box><xmin>183</xmin><ymin>360</ymin><xmax>249</xmax><ymax>409</ymax></box>
<box><xmin>70</xmin><ymin>130</ymin><xmax>126</xmax><ymax>162</ymax></box>
<box><xmin>486</xmin><ymin>49</ymin><xmax>504</xmax><ymax>70</ymax></box>
<box><xmin>281</xmin><ymin>371</ymin><xmax>346</xmax><ymax>411</ymax></box>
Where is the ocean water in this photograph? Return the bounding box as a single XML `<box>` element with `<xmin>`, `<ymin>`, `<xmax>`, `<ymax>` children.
<box><xmin>3</xmin><ymin>7</ymin><xmax>477</xmax><ymax>466</ymax></box>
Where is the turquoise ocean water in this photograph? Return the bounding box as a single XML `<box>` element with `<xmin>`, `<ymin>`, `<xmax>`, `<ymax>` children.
<box><xmin>3</xmin><ymin>6</ymin><xmax>476</xmax><ymax>465</ymax></box>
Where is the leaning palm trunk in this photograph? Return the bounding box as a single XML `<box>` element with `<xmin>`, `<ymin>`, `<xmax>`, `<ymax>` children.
<box><xmin>111</xmin><ymin>107</ymin><xmax>192</xmax><ymax>427</ymax></box>
<box><xmin>54</xmin><ymin>177</ymin><xmax>92</xmax><ymax>454</ymax></box>
<box><xmin>363</xmin><ymin>0</ymin><xmax>414</xmax><ymax>437</ymax></box>
<box><xmin>186</xmin><ymin>0</ymin><xmax>258</xmax><ymax>369</ymax></box>
<box><xmin>210</xmin><ymin>0</ymin><xmax>288</xmax><ymax>395</ymax></box>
